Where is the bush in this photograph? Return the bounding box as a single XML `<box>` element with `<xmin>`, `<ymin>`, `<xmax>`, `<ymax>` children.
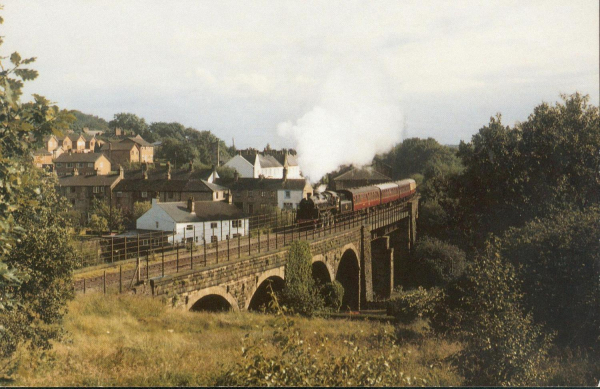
<box><xmin>412</xmin><ymin>237</ymin><xmax>466</xmax><ymax>288</ymax></box>
<box><xmin>387</xmin><ymin>287</ymin><xmax>443</xmax><ymax>324</ymax></box>
<box><xmin>279</xmin><ymin>241</ymin><xmax>323</xmax><ymax>316</ymax></box>
<box><xmin>320</xmin><ymin>281</ymin><xmax>344</xmax><ymax>312</ymax></box>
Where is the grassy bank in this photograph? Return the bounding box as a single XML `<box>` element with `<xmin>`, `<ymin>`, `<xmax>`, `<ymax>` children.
<box><xmin>7</xmin><ymin>294</ymin><xmax>463</xmax><ymax>386</ymax></box>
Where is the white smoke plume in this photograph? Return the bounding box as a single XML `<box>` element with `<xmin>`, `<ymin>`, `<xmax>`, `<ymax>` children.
<box><xmin>277</xmin><ymin>61</ymin><xmax>403</xmax><ymax>182</ymax></box>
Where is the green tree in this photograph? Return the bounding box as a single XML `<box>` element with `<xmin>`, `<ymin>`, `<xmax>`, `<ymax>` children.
<box><xmin>89</xmin><ymin>198</ymin><xmax>123</xmax><ymax>232</ymax></box>
<box><xmin>69</xmin><ymin>110</ymin><xmax>110</xmax><ymax>133</ymax></box>
<box><xmin>108</xmin><ymin>112</ymin><xmax>150</xmax><ymax>139</ymax></box>
<box><xmin>498</xmin><ymin>207</ymin><xmax>600</xmax><ymax>349</ymax></box>
<box><xmin>0</xmin><ymin>8</ymin><xmax>76</xmax><ymax>367</ymax></box>
<box><xmin>1</xmin><ymin>174</ymin><xmax>77</xmax><ymax>358</ymax></box>
<box><xmin>279</xmin><ymin>241</ymin><xmax>323</xmax><ymax>316</ymax></box>
<box><xmin>156</xmin><ymin>138</ymin><xmax>199</xmax><ymax>166</ymax></box>
<box><xmin>431</xmin><ymin>246</ymin><xmax>551</xmax><ymax>386</ymax></box>
<box><xmin>411</xmin><ymin>237</ymin><xmax>466</xmax><ymax>288</ymax></box>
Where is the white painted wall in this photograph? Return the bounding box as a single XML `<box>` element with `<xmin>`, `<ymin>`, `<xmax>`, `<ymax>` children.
<box><xmin>173</xmin><ymin>218</ymin><xmax>249</xmax><ymax>243</ymax></box>
<box><xmin>277</xmin><ymin>189</ymin><xmax>305</xmax><ymax>210</ymax></box>
<box><xmin>224</xmin><ymin>155</ymin><xmax>254</xmax><ymax>177</ymax></box>
<box><xmin>136</xmin><ymin>203</ymin><xmax>177</xmax><ymax>233</ymax></box>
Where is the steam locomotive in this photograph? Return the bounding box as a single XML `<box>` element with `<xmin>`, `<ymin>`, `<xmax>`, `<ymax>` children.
<box><xmin>297</xmin><ymin>179</ymin><xmax>417</xmax><ymax>226</ymax></box>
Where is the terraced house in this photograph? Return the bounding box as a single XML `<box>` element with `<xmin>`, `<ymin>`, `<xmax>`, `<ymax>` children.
<box><xmin>111</xmin><ymin>163</ymin><xmax>228</xmax><ymax>212</ymax></box>
<box><xmin>54</xmin><ymin>152</ymin><xmax>112</xmax><ymax>176</ymax></box>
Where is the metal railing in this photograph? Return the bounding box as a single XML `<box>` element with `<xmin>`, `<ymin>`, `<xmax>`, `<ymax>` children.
<box><xmin>73</xmin><ymin>202</ymin><xmax>411</xmax><ymax>295</ymax></box>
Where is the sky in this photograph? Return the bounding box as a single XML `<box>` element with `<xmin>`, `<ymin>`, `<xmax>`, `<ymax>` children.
<box><xmin>2</xmin><ymin>1</ymin><xmax>599</xmax><ymax>179</ymax></box>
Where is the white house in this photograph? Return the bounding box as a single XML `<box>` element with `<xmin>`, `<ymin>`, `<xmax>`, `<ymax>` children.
<box><xmin>224</xmin><ymin>149</ymin><xmax>302</xmax><ymax>179</ymax></box>
<box><xmin>136</xmin><ymin>198</ymin><xmax>249</xmax><ymax>244</ymax></box>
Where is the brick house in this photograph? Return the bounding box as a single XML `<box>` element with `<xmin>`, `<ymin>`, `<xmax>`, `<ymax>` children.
<box><xmin>56</xmin><ymin>168</ymin><xmax>123</xmax><ymax>219</ymax></box>
<box><xmin>54</xmin><ymin>152</ymin><xmax>112</xmax><ymax>176</ymax></box>
<box><xmin>33</xmin><ymin>149</ymin><xmax>53</xmax><ymax>170</ymax></box>
<box><xmin>46</xmin><ymin>133</ymin><xmax>96</xmax><ymax>154</ymax></box>
<box><xmin>120</xmin><ymin>135</ymin><xmax>154</xmax><ymax>163</ymax></box>
<box><xmin>216</xmin><ymin>170</ymin><xmax>313</xmax><ymax>214</ymax></box>
<box><xmin>100</xmin><ymin>142</ymin><xmax>140</xmax><ymax>166</ymax></box>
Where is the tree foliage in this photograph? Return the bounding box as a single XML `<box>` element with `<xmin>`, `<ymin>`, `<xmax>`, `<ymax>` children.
<box><xmin>279</xmin><ymin>241</ymin><xmax>323</xmax><ymax>316</ymax></box>
<box><xmin>0</xmin><ymin>9</ymin><xmax>76</xmax><ymax>367</ymax></box>
<box><xmin>89</xmin><ymin>197</ymin><xmax>123</xmax><ymax>233</ymax></box>
<box><xmin>497</xmin><ymin>207</ymin><xmax>600</xmax><ymax>349</ymax></box>
<box><xmin>430</xmin><ymin>246</ymin><xmax>551</xmax><ymax>386</ymax></box>
<box><xmin>412</xmin><ymin>237</ymin><xmax>466</xmax><ymax>288</ymax></box>
<box><xmin>108</xmin><ymin>112</ymin><xmax>149</xmax><ymax>138</ymax></box>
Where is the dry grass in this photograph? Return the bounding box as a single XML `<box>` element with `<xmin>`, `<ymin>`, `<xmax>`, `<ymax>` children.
<box><xmin>8</xmin><ymin>294</ymin><xmax>463</xmax><ymax>386</ymax></box>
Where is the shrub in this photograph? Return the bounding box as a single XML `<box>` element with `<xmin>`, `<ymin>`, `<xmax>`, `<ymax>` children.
<box><xmin>412</xmin><ymin>237</ymin><xmax>466</xmax><ymax>288</ymax></box>
<box><xmin>320</xmin><ymin>281</ymin><xmax>344</xmax><ymax>312</ymax></box>
<box><xmin>279</xmin><ymin>241</ymin><xmax>323</xmax><ymax>316</ymax></box>
<box><xmin>387</xmin><ymin>287</ymin><xmax>443</xmax><ymax>324</ymax></box>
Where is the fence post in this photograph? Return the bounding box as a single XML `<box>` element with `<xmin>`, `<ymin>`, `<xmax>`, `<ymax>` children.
<box><xmin>227</xmin><ymin>235</ymin><xmax>230</xmax><ymax>262</ymax></box>
<box><xmin>119</xmin><ymin>265</ymin><xmax>122</xmax><ymax>294</ymax></box>
<box><xmin>111</xmin><ymin>236</ymin><xmax>114</xmax><ymax>263</ymax></box>
<box><xmin>238</xmin><ymin>234</ymin><xmax>241</xmax><ymax>258</ymax></box>
<box><xmin>83</xmin><ymin>278</ymin><xmax>86</xmax><ymax>294</ymax></box>
<box><xmin>161</xmin><ymin>231</ymin><xmax>165</xmax><ymax>277</ymax></box>
<box><xmin>103</xmin><ymin>271</ymin><xmax>106</xmax><ymax>294</ymax></box>
<box><xmin>267</xmin><ymin>229</ymin><xmax>270</xmax><ymax>251</ymax></box>
<box><xmin>146</xmin><ymin>250</ymin><xmax>149</xmax><ymax>281</ymax></box>
<box><xmin>248</xmin><ymin>230</ymin><xmax>251</xmax><ymax>255</ymax></box>
<box><xmin>216</xmin><ymin>238</ymin><xmax>219</xmax><ymax>264</ymax></box>
<box><xmin>284</xmin><ymin>225</ymin><xmax>286</xmax><ymax>246</ymax></box>
<box><xmin>203</xmin><ymin>238</ymin><xmax>207</xmax><ymax>267</ymax></box>
<box><xmin>176</xmin><ymin>241</ymin><xmax>179</xmax><ymax>273</ymax></box>
<box><xmin>192</xmin><ymin>226</ymin><xmax>195</xmax><ymax>270</ymax></box>
<box><xmin>258</xmin><ymin>230</ymin><xmax>261</xmax><ymax>253</ymax></box>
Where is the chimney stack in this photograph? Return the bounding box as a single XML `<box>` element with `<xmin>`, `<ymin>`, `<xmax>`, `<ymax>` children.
<box><xmin>187</xmin><ymin>196</ymin><xmax>195</xmax><ymax>214</ymax></box>
<box><xmin>283</xmin><ymin>167</ymin><xmax>288</xmax><ymax>181</ymax></box>
<box><xmin>142</xmin><ymin>163</ymin><xmax>148</xmax><ymax>180</ymax></box>
<box><xmin>234</xmin><ymin>170</ymin><xmax>239</xmax><ymax>183</ymax></box>
<box><xmin>73</xmin><ymin>167</ymin><xmax>78</xmax><ymax>176</ymax></box>
<box><xmin>119</xmin><ymin>165</ymin><xmax>124</xmax><ymax>179</ymax></box>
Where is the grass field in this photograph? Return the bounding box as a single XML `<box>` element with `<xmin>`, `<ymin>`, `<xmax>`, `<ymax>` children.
<box><xmin>6</xmin><ymin>294</ymin><xmax>463</xmax><ymax>386</ymax></box>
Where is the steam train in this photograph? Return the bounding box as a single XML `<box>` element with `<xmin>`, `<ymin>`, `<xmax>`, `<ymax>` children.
<box><xmin>296</xmin><ymin>179</ymin><xmax>417</xmax><ymax>226</ymax></box>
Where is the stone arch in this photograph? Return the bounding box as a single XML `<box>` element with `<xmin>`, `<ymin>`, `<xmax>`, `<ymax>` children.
<box><xmin>245</xmin><ymin>267</ymin><xmax>285</xmax><ymax>311</ymax></box>
<box><xmin>311</xmin><ymin>254</ymin><xmax>334</xmax><ymax>284</ymax></box>
<box><xmin>336</xmin><ymin>246</ymin><xmax>360</xmax><ymax>311</ymax></box>
<box><xmin>187</xmin><ymin>286</ymin><xmax>239</xmax><ymax>312</ymax></box>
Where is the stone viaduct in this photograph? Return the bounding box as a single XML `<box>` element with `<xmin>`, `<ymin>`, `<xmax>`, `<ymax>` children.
<box><xmin>150</xmin><ymin>199</ymin><xmax>418</xmax><ymax>312</ymax></box>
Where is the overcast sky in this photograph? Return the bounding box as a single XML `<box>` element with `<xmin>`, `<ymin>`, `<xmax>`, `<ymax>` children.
<box><xmin>3</xmin><ymin>1</ymin><xmax>598</xmax><ymax>156</ymax></box>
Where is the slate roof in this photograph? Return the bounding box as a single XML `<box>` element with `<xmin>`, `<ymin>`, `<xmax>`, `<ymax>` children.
<box><xmin>216</xmin><ymin>177</ymin><xmax>310</xmax><ymax>191</ymax></box>
<box><xmin>101</xmin><ymin>142</ymin><xmax>136</xmax><ymax>151</ymax></box>
<box><xmin>33</xmin><ymin>148</ymin><xmax>52</xmax><ymax>156</ymax></box>
<box><xmin>114</xmin><ymin>176</ymin><xmax>227</xmax><ymax>193</ymax></box>
<box><xmin>257</xmin><ymin>154</ymin><xmax>283</xmax><ymax>169</ymax></box>
<box><xmin>57</xmin><ymin>174</ymin><xmax>121</xmax><ymax>187</ymax></box>
<box><xmin>159</xmin><ymin>201</ymin><xmax>246</xmax><ymax>223</ymax></box>
<box><xmin>333</xmin><ymin>167</ymin><xmax>390</xmax><ymax>181</ymax></box>
<box><xmin>124</xmin><ymin>167</ymin><xmax>215</xmax><ymax>181</ymax></box>
<box><xmin>55</xmin><ymin>153</ymin><xmax>107</xmax><ymax>163</ymax></box>
<box><xmin>121</xmin><ymin>135</ymin><xmax>152</xmax><ymax>147</ymax></box>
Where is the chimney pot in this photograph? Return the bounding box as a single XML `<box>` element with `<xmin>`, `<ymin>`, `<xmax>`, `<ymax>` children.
<box><xmin>234</xmin><ymin>170</ymin><xmax>239</xmax><ymax>182</ymax></box>
<box><xmin>187</xmin><ymin>196</ymin><xmax>195</xmax><ymax>213</ymax></box>
<box><xmin>283</xmin><ymin>167</ymin><xmax>288</xmax><ymax>181</ymax></box>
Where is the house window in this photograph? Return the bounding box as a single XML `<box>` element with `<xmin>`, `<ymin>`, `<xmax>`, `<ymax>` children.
<box><xmin>186</xmin><ymin>225</ymin><xmax>193</xmax><ymax>230</ymax></box>
<box><xmin>141</xmin><ymin>191</ymin><xmax>147</xmax><ymax>198</ymax></box>
<box><xmin>67</xmin><ymin>163</ymin><xmax>73</xmax><ymax>168</ymax></box>
<box><xmin>142</xmin><ymin>239</ymin><xmax>149</xmax><ymax>246</ymax></box>
<box><xmin>56</xmin><ymin>163</ymin><xmax>63</xmax><ymax>167</ymax></box>
<box><xmin>284</xmin><ymin>202</ymin><xmax>293</xmax><ymax>209</ymax></box>
<box><xmin>261</xmin><ymin>191</ymin><xmax>266</xmax><ymax>197</ymax></box>
<box><xmin>93</xmin><ymin>186</ymin><xmax>100</xmax><ymax>193</ymax></box>
<box><xmin>232</xmin><ymin>220</ymin><xmax>241</xmax><ymax>228</ymax></box>
<box><xmin>156</xmin><ymin>222</ymin><xmax>159</xmax><ymax>228</ymax></box>
<box><xmin>116</xmin><ymin>191</ymin><xmax>123</xmax><ymax>198</ymax></box>
<box><xmin>210</xmin><ymin>222</ymin><xmax>218</xmax><ymax>229</ymax></box>
<box><xmin>248</xmin><ymin>190</ymin><xmax>253</xmax><ymax>197</ymax></box>
<box><xmin>211</xmin><ymin>235</ymin><xmax>217</xmax><ymax>243</ymax></box>
<box><xmin>77</xmin><ymin>162</ymin><xmax>84</xmax><ymax>168</ymax></box>
<box><xmin>260</xmin><ymin>204</ymin><xmax>267</xmax><ymax>212</ymax></box>
<box><xmin>88</xmin><ymin>163</ymin><xmax>93</xmax><ymax>167</ymax></box>
<box><xmin>285</xmin><ymin>190</ymin><xmax>291</xmax><ymax>199</ymax></box>
<box><xmin>168</xmin><ymin>192</ymin><xmax>174</xmax><ymax>199</ymax></box>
